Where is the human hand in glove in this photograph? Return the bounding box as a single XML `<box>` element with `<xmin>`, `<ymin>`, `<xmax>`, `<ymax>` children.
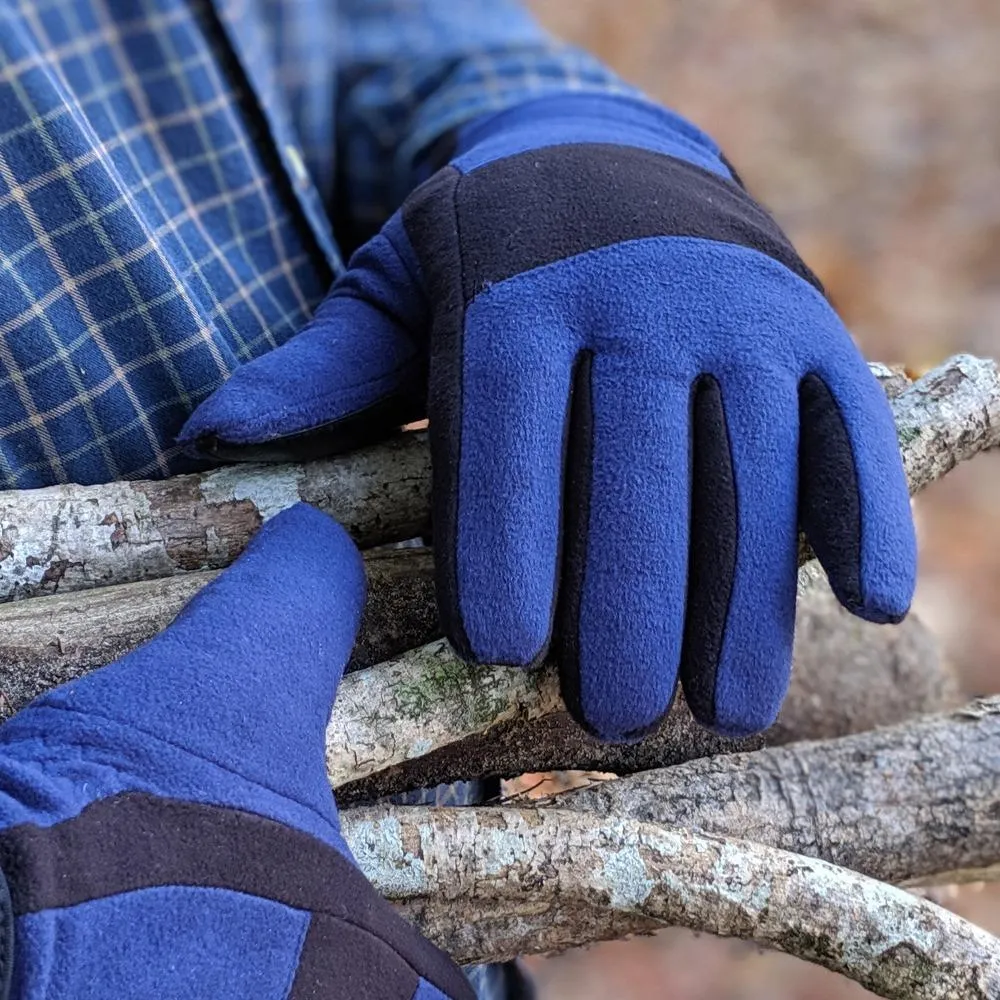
<box><xmin>180</xmin><ymin>93</ymin><xmax>917</xmax><ymax>743</ymax></box>
<box><xmin>0</xmin><ymin>504</ymin><xmax>472</xmax><ymax>1000</ymax></box>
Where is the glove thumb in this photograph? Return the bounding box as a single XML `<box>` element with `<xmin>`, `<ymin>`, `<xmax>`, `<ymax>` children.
<box><xmin>37</xmin><ymin>503</ymin><xmax>365</xmax><ymax>823</ymax></box>
<box><xmin>179</xmin><ymin>224</ymin><xmax>427</xmax><ymax>463</ymax></box>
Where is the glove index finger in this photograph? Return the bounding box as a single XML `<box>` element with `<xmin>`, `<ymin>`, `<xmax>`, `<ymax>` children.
<box><xmin>432</xmin><ymin>289</ymin><xmax>576</xmax><ymax>667</ymax></box>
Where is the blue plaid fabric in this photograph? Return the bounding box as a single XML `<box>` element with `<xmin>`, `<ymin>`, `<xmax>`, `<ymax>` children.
<box><xmin>0</xmin><ymin>0</ymin><xmax>634</xmax><ymax>491</ymax></box>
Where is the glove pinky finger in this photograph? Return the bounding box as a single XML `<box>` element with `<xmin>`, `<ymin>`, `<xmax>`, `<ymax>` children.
<box><xmin>798</xmin><ymin>364</ymin><xmax>917</xmax><ymax>624</ymax></box>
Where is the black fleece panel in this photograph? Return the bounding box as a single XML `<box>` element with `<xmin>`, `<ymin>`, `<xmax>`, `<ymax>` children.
<box><xmin>798</xmin><ymin>373</ymin><xmax>864</xmax><ymax>611</ymax></box>
<box><xmin>402</xmin><ymin>166</ymin><xmax>476</xmax><ymax>660</ymax></box>
<box><xmin>198</xmin><ymin>394</ymin><xmax>426</xmax><ymax>464</ymax></box>
<box><xmin>555</xmin><ymin>352</ymin><xmax>595</xmax><ymax>733</ymax></box>
<box><xmin>288</xmin><ymin>914</ymin><xmax>418</xmax><ymax>1000</ymax></box>
<box><xmin>680</xmin><ymin>376</ymin><xmax>738</xmax><ymax>726</ymax></box>
<box><xmin>448</xmin><ymin>144</ymin><xmax>823</xmax><ymax>300</ymax></box>
<box><xmin>0</xmin><ymin>792</ymin><xmax>473</xmax><ymax>1000</ymax></box>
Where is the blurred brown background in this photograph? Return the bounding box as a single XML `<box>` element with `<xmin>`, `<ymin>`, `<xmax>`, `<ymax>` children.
<box><xmin>521</xmin><ymin>1</ymin><xmax>1000</xmax><ymax>997</ymax></box>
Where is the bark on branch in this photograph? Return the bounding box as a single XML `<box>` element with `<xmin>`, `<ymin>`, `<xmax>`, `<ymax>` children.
<box><xmin>344</xmin><ymin>804</ymin><xmax>1000</xmax><ymax>999</ymax></box>
<box><xmin>0</xmin><ymin>563</ymin><xmax>956</xmax><ymax>794</ymax></box>
<box><xmin>0</xmin><ymin>433</ymin><xmax>431</xmax><ymax>600</ymax></box>
<box><xmin>1</xmin><ymin>354</ymin><xmax>997</xmax><ymax>602</ymax></box>
<box><xmin>0</xmin><ymin>547</ymin><xmax>440</xmax><ymax>715</ymax></box>
<box><xmin>330</xmin><ymin>570</ymin><xmax>955</xmax><ymax>800</ymax></box>
<box><xmin>341</xmin><ymin>700</ymin><xmax>1000</xmax><ymax>992</ymax></box>
<box><xmin>554</xmin><ymin>696</ymin><xmax>1000</xmax><ymax>888</ymax></box>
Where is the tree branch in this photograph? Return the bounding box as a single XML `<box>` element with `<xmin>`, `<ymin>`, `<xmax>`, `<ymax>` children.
<box><xmin>0</xmin><ymin>547</ymin><xmax>440</xmax><ymax>715</ymax></box>
<box><xmin>0</xmin><ymin>433</ymin><xmax>430</xmax><ymax>600</ymax></box>
<box><xmin>1</xmin><ymin>354</ymin><xmax>997</xmax><ymax>602</ymax></box>
<box><xmin>894</xmin><ymin>354</ymin><xmax>1000</xmax><ymax>494</ymax></box>
<box><xmin>553</xmin><ymin>696</ymin><xmax>1000</xmax><ymax>888</ymax></box>
<box><xmin>332</xmin><ymin>570</ymin><xmax>955</xmax><ymax>800</ymax></box>
<box><xmin>0</xmin><ymin>561</ymin><xmax>955</xmax><ymax>793</ymax></box>
<box><xmin>341</xmin><ymin>697</ymin><xmax>1000</xmax><ymax>990</ymax></box>
<box><xmin>344</xmin><ymin>804</ymin><xmax>1000</xmax><ymax>999</ymax></box>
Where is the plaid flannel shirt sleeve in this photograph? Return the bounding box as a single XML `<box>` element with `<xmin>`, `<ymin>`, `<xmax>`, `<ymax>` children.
<box><xmin>333</xmin><ymin>0</ymin><xmax>643</xmax><ymax>248</ymax></box>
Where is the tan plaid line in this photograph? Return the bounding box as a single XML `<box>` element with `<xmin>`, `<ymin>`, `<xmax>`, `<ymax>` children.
<box><xmin>4</xmin><ymin>384</ymin><xmax>193</xmax><ymax>480</ymax></box>
<box><xmin>0</xmin><ymin>140</ymin><xmax>168</xmax><ymax>476</ymax></box>
<box><xmin>0</xmin><ymin>213</ymin><xmax>122</xmax><ymax>481</ymax></box>
<box><xmin>17</xmin><ymin>0</ymin><xmax>297</xmax><ymax>378</ymax></box>
<box><xmin>0</xmin><ymin>207</ymin><xmax>123</xmax><ymax>482</ymax></box>
<box><xmin>0</xmin><ymin>208</ymin><xmax>309</xmax><ymax>388</ymax></box>
<box><xmin>19</xmin><ymin>3</ymin><xmax>243</xmax><ymax>382</ymax></box>
<box><xmin>0</xmin><ymin>33</ymin><xmax>152</xmax><ymax>481</ymax></box>
<box><xmin>0</xmin><ymin>106</ymin><xmax>262</xmax><ymax>387</ymax></box>
<box><xmin>38</xmin><ymin>5</ymin><xmax>229</xmax><ymax>410</ymax></box>
<box><xmin>0</xmin><ymin>47</ymin><xmax>233</xmax><ymax>154</ymax></box>
<box><xmin>0</xmin><ymin>204</ymin><xmax>314</xmax><ymax>401</ymax></box>
<box><xmin>0</xmin><ymin>252</ymin><xmax>312</xmax><ymax>446</ymax></box>
<box><xmin>0</xmin><ymin>90</ymin><xmax>239</xmax><ymax>214</ymax></box>
<box><xmin>0</xmin><ymin>134</ymin><xmax>250</xmax><ymax>281</ymax></box>
<box><xmin>0</xmin><ymin>324</ymin><xmax>70</xmax><ymax>480</ymax></box>
<box><xmin>25</xmin><ymin>0</ymin><xmax>234</xmax><ymax>406</ymax></box>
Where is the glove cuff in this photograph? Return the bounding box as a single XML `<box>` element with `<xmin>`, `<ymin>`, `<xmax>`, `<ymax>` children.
<box><xmin>0</xmin><ymin>792</ymin><xmax>474</xmax><ymax>999</ymax></box>
<box><xmin>450</xmin><ymin>91</ymin><xmax>736</xmax><ymax>181</ymax></box>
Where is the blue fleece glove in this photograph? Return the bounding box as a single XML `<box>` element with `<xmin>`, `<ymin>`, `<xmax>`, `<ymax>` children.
<box><xmin>0</xmin><ymin>504</ymin><xmax>472</xmax><ymax>1000</ymax></box>
<box><xmin>180</xmin><ymin>92</ymin><xmax>917</xmax><ymax>743</ymax></box>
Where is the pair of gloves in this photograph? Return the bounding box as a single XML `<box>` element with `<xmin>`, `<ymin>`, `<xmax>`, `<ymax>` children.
<box><xmin>0</xmin><ymin>92</ymin><xmax>915</xmax><ymax>997</ymax></box>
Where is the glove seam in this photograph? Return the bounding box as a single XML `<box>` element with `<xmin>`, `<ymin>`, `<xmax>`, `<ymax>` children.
<box><xmin>289</xmin><ymin>912</ymin><xmax>460</xmax><ymax>999</ymax></box>
<box><xmin>381</xmin><ymin>218</ymin><xmax>430</xmax><ymax>314</ymax></box>
<box><xmin>447</xmin><ymin>164</ymin><xmax>476</xmax><ymax>658</ymax></box>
